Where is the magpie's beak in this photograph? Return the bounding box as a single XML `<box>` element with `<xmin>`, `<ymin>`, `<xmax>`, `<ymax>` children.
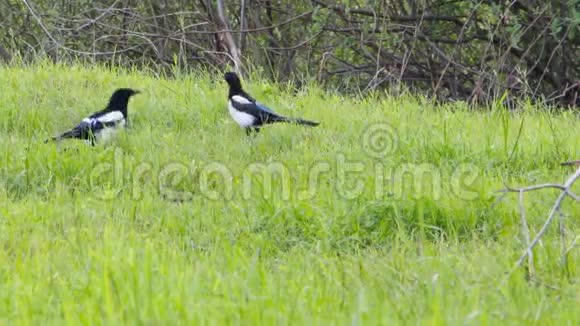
<box><xmin>134</xmin><ymin>90</ymin><xmax>141</xmax><ymax>95</ymax></box>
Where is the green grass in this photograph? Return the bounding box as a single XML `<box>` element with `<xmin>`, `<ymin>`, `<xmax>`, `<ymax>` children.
<box><xmin>0</xmin><ymin>62</ymin><xmax>579</xmax><ymax>324</ymax></box>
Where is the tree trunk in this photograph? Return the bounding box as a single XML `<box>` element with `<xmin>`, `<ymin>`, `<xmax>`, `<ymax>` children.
<box><xmin>216</xmin><ymin>0</ymin><xmax>243</xmax><ymax>75</ymax></box>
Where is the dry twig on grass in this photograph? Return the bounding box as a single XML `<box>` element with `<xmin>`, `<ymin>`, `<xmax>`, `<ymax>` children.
<box><xmin>496</xmin><ymin>163</ymin><xmax>579</xmax><ymax>281</ymax></box>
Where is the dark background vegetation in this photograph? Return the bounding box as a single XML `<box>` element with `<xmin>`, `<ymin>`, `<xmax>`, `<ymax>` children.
<box><xmin>1</xmin><ymin>0</ymin><xmax>578</xmax><ymax>107</ymax></box>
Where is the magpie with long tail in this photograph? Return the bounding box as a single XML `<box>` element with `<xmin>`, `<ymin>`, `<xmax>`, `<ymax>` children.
<box><xmin>224</xmin><ymin>72</ymin><xmax>319</xmax><ymax>135</ymax></box>
<box><xmin>47</xmin><ymin>88</ymin><xmax>140</xmax><ymax>145</ymax></box>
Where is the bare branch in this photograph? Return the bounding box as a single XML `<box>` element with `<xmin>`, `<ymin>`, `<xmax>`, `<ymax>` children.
<box><xmin>497</xmin><ymin>166</ymin><xmax>580</xmax><ymax>282</ymax></box>
<box><xmin>515</xmin><ymin>168</ymin><xmax>580</xmax><ymax>267</ymax></box>
<box><xmin>498</xmin><ymin>183</ymin><xmax>579</xmax><ymax>202</ymax></box>
<box><xmin>518</xmin><ymin>190</ymin><xmax>534</xmax><ymax>278</ymax></box>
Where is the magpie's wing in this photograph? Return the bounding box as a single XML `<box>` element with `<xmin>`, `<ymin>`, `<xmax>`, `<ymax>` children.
<box><xmin>237</xmin><ymin>91</ymin><xmax>277</xmax><ymax>115</ymax></box>
<box><xmin>54</xmin><ymin>111</ymin><xmax>124</xmax><ymax>140</ymax></box>
<box><xmin>55</xmin><ymin>119</ymin><xmax>103</xmax><ymax>140</ymax></box>
<box><xmin>231</xmin><ymin>95</ymin><xmax>282</xmax><ymax>120</ymax></box>
<box><xmin>255</xmin><ymin>102</ymin><xmax>278</xmax><ymax>115</ymax></box>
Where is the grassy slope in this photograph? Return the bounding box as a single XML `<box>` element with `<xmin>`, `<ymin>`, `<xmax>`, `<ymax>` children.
<box><xmin>0</xmin><ymin>63</ymin><xmax>578</xmax><ymax>324</ymax></box>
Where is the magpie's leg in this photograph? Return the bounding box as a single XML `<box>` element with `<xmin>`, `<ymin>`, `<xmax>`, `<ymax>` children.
<box><xmin>245</xmin><ymin>128</ymin><xmax>260</xmax><ymax>137</ymax></box>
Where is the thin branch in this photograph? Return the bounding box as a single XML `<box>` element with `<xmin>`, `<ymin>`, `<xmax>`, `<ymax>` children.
<box><xmin>498</xmin><ymin>183</ymin><xmax>579</xmax><ymax>202</ymax></box>
<box><xmin>563</xmin><ymin>236</ymin><xmax>578</xmax><ymax>257</ymax></box>
<box><xmin>545</xmin><ymin>83</ymin><xmax>580</xmax><ymax>104</ymax></box>
<box><xmin>181</xmin><ymin>10</ymin><xmax>313</xmax><ymax>34</ymax></box>
<box><xmin>265</xmin><ymin>31</ymin><xmax>323</xmax><ymax>50</ymax></box>
<box><xmin>312</xmin><ymin>0</ymin><xmax>466</xmax><ymax>25</ymax></box>
<box><xmin>514</xmin><ymin>167</ymin><xmax>580</xmax><ymax>267</ymax></box>
<box><xmin>518</xmin><ymin>190</ymin><xmax>535</xmax><ymax>278</ymax></box>
<box><xmin>433</xmin><ymin>0</ymin><xmax>483</xmax><ymax>96</ymax></box>
<box><xmin>21</xmin><ymin>0</ymin><xmax>143</xmax><ymax>56</ymax></box>
<box><xmin>558</xmin><ymin>210</ymin><xmax>568</xmax><ymax>273</ymax></box>
<box><xmin>497</xmin><ymin>166</ymin><xmax>580</xmax><ymax>283</ymax></box>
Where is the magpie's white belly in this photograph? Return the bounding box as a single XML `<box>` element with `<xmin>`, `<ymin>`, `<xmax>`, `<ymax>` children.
<box><xmin>92</xmin><ymin>119</ymin><xmax>126</xmax><ymax>144</ymax></box>
<box><xmin>228</xmin><ymin>101</ymin><xmax>255</xmax><ymax>128</ymax></box>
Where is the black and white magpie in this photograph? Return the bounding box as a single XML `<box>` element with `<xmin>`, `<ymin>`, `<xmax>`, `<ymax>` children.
<box><xmin>48</xmin><ymin>88</ymin><xmax>140</xmax><ymax>145</ymax></box>
<box><xmin>224</xmin><ymin>72</ymin><xmax>319</xmax><ymax>135</ymax></box>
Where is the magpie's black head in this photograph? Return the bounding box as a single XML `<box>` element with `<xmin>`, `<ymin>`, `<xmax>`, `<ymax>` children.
<box><xmin>224</xmin><ymin>72</ymin><xmax>243</xmax><ymax>95</ymax></box>
<box><xmin>106</xmin><ymin>88</ymin><xmax>140</xmax><ymax>112</ymax></box>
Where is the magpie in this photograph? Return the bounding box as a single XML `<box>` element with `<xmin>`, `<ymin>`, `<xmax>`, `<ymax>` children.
<box><xmin>224</xmin><ymin>72</ymin><xmax>319</xmax><ymax>135</ymax></box>
<box><xmin>48</xmin><ymin>88</ymin><xmax>140</xmax><ymax>145</ymax></box>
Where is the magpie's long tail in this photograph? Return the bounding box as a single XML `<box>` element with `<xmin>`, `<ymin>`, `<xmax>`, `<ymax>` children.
<box><xmin>45</xmin><ymin>128</ymin><xmax>80</xmax><ymax>143</ymax></box>
<box><xmin>45</xmin><ymin>136</ymin><xmax>63</xmax><ymax>144</ymax></box>
<box><xmin>275</xmin><ymin>116</ymin><xmax>320</xmax><ymax>127</ymax></box>
<box><xmin>561</xmin><ymin>160</ymin><xmax>580</xmax><ymax>167</ymax></box>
